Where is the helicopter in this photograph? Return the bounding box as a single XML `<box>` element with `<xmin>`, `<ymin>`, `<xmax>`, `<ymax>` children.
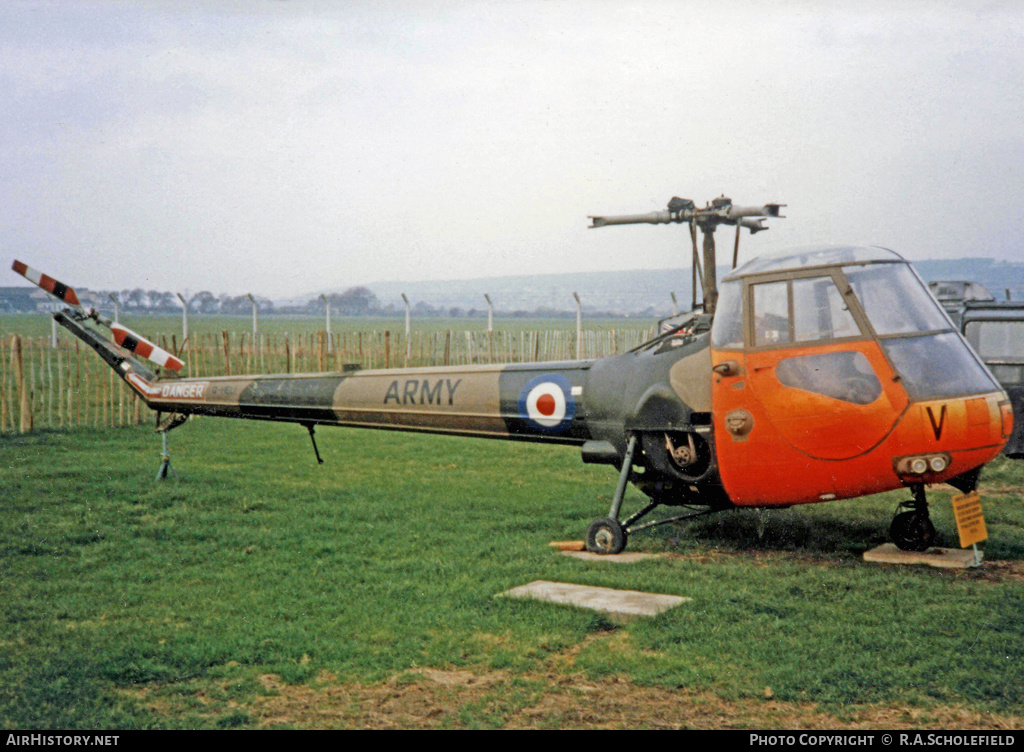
<box><xmin>12</xmin><ymin>196</ymin><xmax>1012</xmax><ymax>555</ymax></box>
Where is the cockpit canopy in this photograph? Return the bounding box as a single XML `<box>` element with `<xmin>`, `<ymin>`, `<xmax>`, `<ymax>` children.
<box><xmin>710</xmin><ymin>245</ymin><xmax>1001</xmax><ymax>401</ymax></box>
<box><xmin>723</xmin><ymin>245</ymin><xmax>906</xmax><ymax>277</ymax></box>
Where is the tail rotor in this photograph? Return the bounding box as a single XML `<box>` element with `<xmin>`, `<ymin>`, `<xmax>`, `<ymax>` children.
<box><xmin>11</xmin><ymin>259</ymin><xmax>185</xmax><ymax>372</ymax></box>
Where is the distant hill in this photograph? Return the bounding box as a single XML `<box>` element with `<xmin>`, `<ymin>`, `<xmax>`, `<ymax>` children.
<box><xmin>913</xmin><ymin>258</ymin><xmax>1024</xmax><ymax>302</ymax></box>
<box><xmin>360</xmin><ymin>258</ymin><xmax>1024</xmax><ymax>316</ymax></box>
<box><xmin>366</xmin><ymin>269</ymin><xmax>690</xmax><ymax>317</ymax></box>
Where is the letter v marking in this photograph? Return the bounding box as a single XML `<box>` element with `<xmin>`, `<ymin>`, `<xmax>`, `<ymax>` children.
<box><xmin>925</xmin><ymin>404</ymin><xmax>947</xmax><ymax>440</ymax></box>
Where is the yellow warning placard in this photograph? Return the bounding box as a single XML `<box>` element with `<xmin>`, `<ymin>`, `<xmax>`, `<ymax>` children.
<box><xmin>952</xmin><ymin>491</ymin><xmax>988</xmax><ymax>548</ymax></box>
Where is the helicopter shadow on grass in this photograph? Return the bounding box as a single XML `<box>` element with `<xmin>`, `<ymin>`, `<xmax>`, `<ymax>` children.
<box><xmin>643</xmin><ymin>506</ymin><xmax>894</xmax><ymax>558</ymax></box>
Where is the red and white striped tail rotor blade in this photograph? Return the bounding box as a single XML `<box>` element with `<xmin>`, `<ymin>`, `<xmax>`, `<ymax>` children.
<box><xmin>11</xmin><ymin>260</ymin><xmax>82</xmax><ymax>307</ymax></box>
<box><xmin>110</xmin><ymin>323</ymin><xmax>185</xmax><ymax>372</ymax></box>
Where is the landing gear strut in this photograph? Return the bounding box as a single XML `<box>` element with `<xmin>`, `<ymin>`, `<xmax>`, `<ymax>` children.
<box><xmin>890</xmin><ymin>484</ymin><xmax>937</xmax><ymax>552</ymax></box>
<box><xmin>155</xmin><ymin>413</ymin><xmax>188</xmax><ymax>480</ymax></box>
<box><xmin>584</xmin><ymin>435</ymin><xmax>639</xmax><ymax>554</ymax></box>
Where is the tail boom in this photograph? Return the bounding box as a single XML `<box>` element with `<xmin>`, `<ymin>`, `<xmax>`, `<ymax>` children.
<box><xmin>55</xmin><ymin>304</ymin><xmax>595</xmax><ymax>443</ymax></box>
<box><xmin>125</xmin><ymin>363</ymin><xmax>595</xmax><ymax>444</ymax></box>
<box><xmin>55</xmin><ymin>310</ymin><xmax>158</xmax><ymax>384</ymax></box>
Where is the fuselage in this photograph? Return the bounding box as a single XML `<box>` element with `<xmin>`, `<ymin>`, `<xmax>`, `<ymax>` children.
<box><xmin>709</xmin><ymin>246</ymin><xmax>1010</xmax><ymax>506</ymax></box>
<box><xmin>126</xmin><ymin>360</ymin><xmax>597</xmax><ymax>444</ymax></box>
<box><xmin>64</xmin><ymin>245</ymin><xmax>1011</xmax><ymax>512</ymax></box>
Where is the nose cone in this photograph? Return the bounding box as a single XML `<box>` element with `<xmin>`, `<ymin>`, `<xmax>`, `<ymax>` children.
<box><xmin>892</xmin><ymin>393</ymin><xmax>1010</xmax><ymax>485</ymax></box>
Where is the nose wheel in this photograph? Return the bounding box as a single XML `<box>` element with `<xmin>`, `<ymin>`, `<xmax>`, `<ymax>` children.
<box><xmin>889</xmin><ymin>486</ymin><xmax>937</xmax><ymax>552</ymax></box>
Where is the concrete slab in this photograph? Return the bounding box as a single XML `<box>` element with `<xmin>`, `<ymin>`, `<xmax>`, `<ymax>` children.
<box><xmin>497</xmin><ymin>580</ymin><xmax>691</xmax><ymax>623</ymax></box>
<box><xmin>560</xmin><ymin>550</ymin><xmax>666</xmax><ymax>564</ymax></box>
<box><xmin>863</xmin><ymin>543</ymin><xmax>983</xmax><ymax>569</ymax></box>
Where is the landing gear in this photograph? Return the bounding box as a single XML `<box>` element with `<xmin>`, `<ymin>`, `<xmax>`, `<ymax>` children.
<box><xmin>586</xmin><ymin>518</ymin><xmax>627</xmax><ymax>554</ymax></box>
<box><xmin>155</xmin><ymin>431</ymin><xmax>178</xmax><ymax>480</ymax></box>
<box><xmin>889</xmin><ymin>485</ymin><xmax>937</xmax><ymax>552</ymax></box>
<box><xmin>585</xmin><ymin>434</ymin><xmax>639</xmax><ymax>555</ymax></box>
<box><xmin>583</xmin><ymin>432</ymin><xmax>722</xmax><ymax>554</ymax></box>
<box><xmin>155</xmin><ymin>413</ymin><xmax>188</xmax><ymax>480</ymax></box>
<box><xmin>890</xmin><ymin>510</ymin><xmax>936</xmax><ymax>552</ymax></box>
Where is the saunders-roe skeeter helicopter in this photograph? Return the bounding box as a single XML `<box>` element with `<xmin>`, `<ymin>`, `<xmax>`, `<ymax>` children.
<box><xmin>13</xmin><ymin>196</ymin><xmax>1013</xmax><ymax>555</ymax></box>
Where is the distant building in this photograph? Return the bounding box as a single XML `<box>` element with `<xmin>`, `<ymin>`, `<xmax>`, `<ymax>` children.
<box><xmin>0</xmin><ymin>287</ymin><xmax>52</xmax><ymax>313</ymax></box>
<box><xmin>927</xmin><ymin>280</ymin><xmax>995</xmax><ymax>325</ymax></box>
<box><xmin>961</xmin><ymin>299</ymin><xmax>1024</xmax><ymax>458</ymax></box>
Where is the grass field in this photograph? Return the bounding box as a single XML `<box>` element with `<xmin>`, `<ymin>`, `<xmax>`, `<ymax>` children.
<box><xmin>2</xmin><ymin>419</ymin><xmax>1024</xmax><ymax>729</ymax></box>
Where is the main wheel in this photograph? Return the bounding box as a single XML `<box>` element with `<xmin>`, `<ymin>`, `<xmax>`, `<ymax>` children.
<box><xmin>890</xmin><ymin>510</ymin><xmax>937</xmax><ymax>552</ymax></box>
<box><xmin>585</xmin><ymin>517</ymin><xmax>627</xmax><ymax>555</ymax></box>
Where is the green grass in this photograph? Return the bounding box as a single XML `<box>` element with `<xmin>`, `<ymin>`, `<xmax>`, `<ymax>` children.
<box><xmin>2</xmin><ymin>420</ymin><xmax>1023</xmax><ymax>728</ymax></box>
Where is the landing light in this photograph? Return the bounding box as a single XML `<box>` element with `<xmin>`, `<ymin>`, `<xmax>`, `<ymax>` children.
<box><xmin>894</xmin><ymin>453</ymin><xmax>952</xmax><ymax>479</ymax></box>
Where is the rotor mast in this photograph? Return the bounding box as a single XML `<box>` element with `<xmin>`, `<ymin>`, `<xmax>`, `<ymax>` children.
<box><xmin>589</xmin><ymin>196</ymin><xmax>785</xmax><ymax>316</ymax></box>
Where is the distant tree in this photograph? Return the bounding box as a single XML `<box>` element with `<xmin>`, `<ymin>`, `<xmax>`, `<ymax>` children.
<box><xmin>190</xmin><ymin>291</ymin><xmax>219</xmax><ymax>314</ymax></box>
<box><xmin>219</xmin><ymin>294</ymin><xmax>252</xmax><ymax>315</ymax></box>
<box><xmin>154</xmin><ymin>291</ymin><xmax>178</xmax><ymax>311</ymax></box>
<box><xmin>122</xmin><ymin>288</ymin><xmax>147</xmax><ymax>310</ymax></box>
<box><xmin>323</xmin><ymin>286</ymin><xmax>379</xmax><ymax>315</ymax></box>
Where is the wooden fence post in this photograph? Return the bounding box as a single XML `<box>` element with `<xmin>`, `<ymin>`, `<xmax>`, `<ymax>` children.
<box><xmin>0</xmin><ymin>336</ymin><xmax>7</xmax><ymax>432</ymax></box>
<box><xmin>56</xmin><ymin>348</ymin><xmax>64</xmax><ymax>427</ymax></box>
<box><xmin>221</xmin><ymin>331</ymin><xmax>231</xmax><ymax>376</ymax></box>
<box><xmin>12</xmin><ymin>335</ymin><xmax>31</xmax><ymax>433</ymax></box>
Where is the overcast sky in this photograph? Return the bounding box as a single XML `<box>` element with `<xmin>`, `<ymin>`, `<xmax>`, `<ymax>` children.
<box><xmin>2</xmin><ymin>0</ymin><xmax>1022</xmax><ymax>299</ymax></box>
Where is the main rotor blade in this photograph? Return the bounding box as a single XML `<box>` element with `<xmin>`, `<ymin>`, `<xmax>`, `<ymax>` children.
<box><xmin>110</xmin><ymin>323</ymin><xmax>185</xmax><ymax>372</ymax></box>
<box><xmin>11</xmin><ymin>260</ymin><xmax>82</xmax><ymax>307</ymax></box>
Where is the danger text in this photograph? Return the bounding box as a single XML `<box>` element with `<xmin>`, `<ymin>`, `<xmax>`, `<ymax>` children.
<box><xmin>159</xmin><ymin>383</ymin><xmax>207</xmax><ymax>400</ymax></box>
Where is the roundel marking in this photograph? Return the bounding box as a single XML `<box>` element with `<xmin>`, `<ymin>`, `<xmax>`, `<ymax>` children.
<box><xmin>518</xmin><ymin>374</ymin><xmax>575</xmax><ymax>433</ymax></box>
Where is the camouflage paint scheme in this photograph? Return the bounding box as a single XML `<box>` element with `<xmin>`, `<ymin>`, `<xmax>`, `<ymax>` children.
<box><xmin>59</xmin><ymin>310</ymin><xmax>710</xmax><ymax>445</ymax></box>
<box><xmin>44</xmin><ymin>244</ymin><xmax>1013</xmax><ymax>553</ymax></box>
